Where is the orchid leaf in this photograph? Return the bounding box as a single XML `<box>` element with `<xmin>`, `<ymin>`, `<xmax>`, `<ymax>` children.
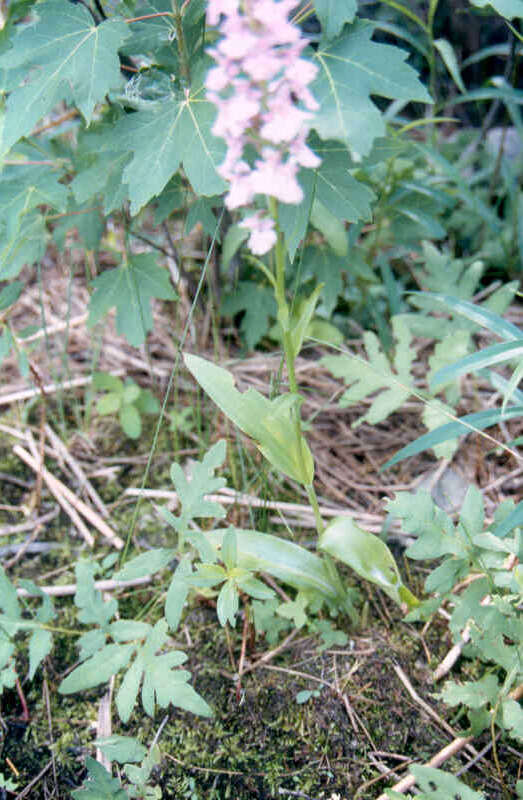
<box><xmin>184</xmin><ymin>354</ymin><xmax>314</xmax><ymax>486</ymax></box>
<box><xmin>319</xmin><ymin>517</ymin><xmax>418</xmax><ymax>609</ymax></box>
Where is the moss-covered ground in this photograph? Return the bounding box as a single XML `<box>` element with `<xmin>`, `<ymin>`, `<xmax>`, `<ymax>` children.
<box><xmin>0</xmin><ymin>409</ymin><xmax>517</xmax><ymax>799</ymax></box>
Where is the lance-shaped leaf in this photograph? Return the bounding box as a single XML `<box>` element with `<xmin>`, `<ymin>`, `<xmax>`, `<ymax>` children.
<box><xmin>319</xmin><ymin>517</ymin><xmax>419</xmax><ymax>609</ymax></box>
<box><xmin>384</xmin><ymin>406</ymin><xmax>523</xmax><ymax>469</ymax></box>
<box><xmin>311</xmin><ymin>20</ymin><xmax>431</xmax><ymax>159</ymax></box>
<box><xmin>88</xmin><ymin>254</ymin><xmax>177</xmax><ymax>346</ymax></box>
<box><xmin>184</xmin><ymin>354</ymin><xmax>314</xmax><ymax>486</ymax></box>
<box><xmin>431</xmin><ymin>339</ymin><xmax>523</xmax><ymax>390</ymax></box>
<box><xmin>204</xmin><ymin>529</ymin><xmax>345</xmax><ymax>603</ymax></box>
<box><xmin>0</xmin><ymin>0</ymin><xmax>129</xmax><ymax>157</ymax></box>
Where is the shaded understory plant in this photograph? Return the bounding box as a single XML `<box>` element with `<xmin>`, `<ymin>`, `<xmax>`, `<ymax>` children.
<box><xmin>0</xmin><ymin>0</ymin><xmax>522</xmax><ymax>798</ymax></box>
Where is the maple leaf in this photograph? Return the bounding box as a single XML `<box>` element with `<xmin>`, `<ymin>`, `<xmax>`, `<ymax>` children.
<box><xmin>314</xmin><ymin>0</ymin><xmax>357</xmax><ymax>38</ymax></box>
<box><xmin>88</xmin><ymin>254</ymin><xmax>176</xmax><ymax>346</ymax></box>
<box><xmin>0</xmin><ymin>159</ymin><xmax>69</xmax><ymax>278</ymax></box>
<box><xmin>107</xmin><ymin>59</ymin><xmax>227</xmax><ymax>215</ymax></box>
<box><xmin>311</xmin><ymin>20</ymin><xmax>431</xmax><ymax>159</ymax></box>
<box><xmin>0</xmin><ymin>0</ymin><xmax>129</xmax><ymax>157</ymax></box>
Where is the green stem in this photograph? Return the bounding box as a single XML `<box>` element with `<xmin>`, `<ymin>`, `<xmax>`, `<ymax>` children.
<box><xmin>306</xmin><ymin>484</ymin><xmax>324</xmax><ymax>535</ymax></box>
<box><xmin>269</xmin><ymin>198</ymin><xmax>324</xmax><ymax>537</ymax></box>
<box><xmin>171</xmin><ymin>0</ymin><xmax>191</xmax><ymax>88</ymax></box>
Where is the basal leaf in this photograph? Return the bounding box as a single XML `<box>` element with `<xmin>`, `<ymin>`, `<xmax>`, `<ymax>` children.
<box><xmin>319</xmin><ymin>517</ymin><xmax>418</xmax><ymax>609</ymax></box>
<box><xmin>314</xmin><ymin>0</ymin><xmax>357</xmax><ymax>38</ymax></box>
<box><xmin>169</xmin><ymin>439</ymin><xmax>227</xmax><ymax>525</ymax></box>
<box><xmin>311</xmin><ymin>20</ymin><xmax>430</xmax><ymax>158</ymax></box>
<box><xmin>125</xmin><ymin>384</ymin><xmax>143</xmax><ymax>408</ymax></box>
<box><xmin>500</xmin><ymin>698</ymin><xmax>523</xmax><ymax>742</ymax></box>
<box><xmin>115</xmin><ymin>657</ymin><xmax>142</xmax><ymax>724</ymax></box>
<box><xmin>0</xmin><ymin>0</ymin><xmax>129</xmax><ymax>157</ymax></box>
<box><xmin>205</xmin><ymin>529</ymin><xmax>345</xmax><ymax>603</ymax></box>
<box><xmin>96</xmin><ymin>393</ymin><xmax>122</xmax><ymax>416</ymax></box>
<box><xmin>107</xmin><ymin>620</ymin><xmax>152</xmax><ymax>643</ymax></box>
<box><xmin>88</xmin><ymin>254</ymin><xmax>177</xmax><ymax>346</ymax></box>
<box><xmin>74</xmin><ymin>560</ymin><xmax>117</xmax><ymax>631</ymax></box>
<box><xmin>387</xmin><ymin>491</ymin><xmax>459</xmax><ymax>561</ymax></box>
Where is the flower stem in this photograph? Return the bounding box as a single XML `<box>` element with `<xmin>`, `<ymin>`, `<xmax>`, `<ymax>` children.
<box><xmin>269</xmin><ymin>197</ymin><xmax>324</xmax><ymax>536</ymax></box>
<box><xmin>306</xmin><ymin>483</ymin><xmax>324</xmax><ymax>535</ymax></box>
<box><xmin>270</xmin><ymin>197</ymin><xmax>297</xmax><ymax>393</ymax></box>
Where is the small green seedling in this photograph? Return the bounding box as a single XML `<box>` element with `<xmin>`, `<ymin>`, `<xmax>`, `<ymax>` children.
<box><xmin>296</xmin><ymin>688</ymin><xmax>322</xmax><ymax>704</ymax></box>
<box><xmin>93</xmin><ymin>372</ymin><xmax>160</xmax><ymax>439</ymax></box>
<box><xmin>168</xmin><ymin>406</ymin><xmax>195</xmax><ymax>437</ymax></box>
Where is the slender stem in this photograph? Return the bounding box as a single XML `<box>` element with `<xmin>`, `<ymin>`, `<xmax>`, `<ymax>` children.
<box><xmin>306</xmin><ymin>484</ymin><xmax>324</xmax><ymax>535</ymax></box>
<box><xmin>171</xmin><ymin>0</ymin><xmax>191</xmax><ymax>88</ymax></box>
<box><xmin>269</xmin><ymin>198</ymin><xmax>324</xmax><ymax>537</ymax></box>
<box><xmin>270</xmin><ymin>197</ymin><xmax>297</xmax><ymax>393</ymax></box>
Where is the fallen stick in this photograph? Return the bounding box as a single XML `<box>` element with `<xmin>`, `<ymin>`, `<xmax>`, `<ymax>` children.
<box><xmin>13</xmin><ymin>445</ymin><xmax>124</xmax><ymax>550</ymax></box>
<box><xmin>377</xmin><ymin>683</ymin><xmax>523</xmax><ymax>798</ymax></box>
<box><xmin>16</xmin><ymin>442</ymin><xmax>94</xmax><ymax>548</ymax></box>
<box><xmin>0</xmin><ymin>376</ymin><xmax>93</xmax><ymax>407</ymax></box>
<box><xmin>44</xmin><ymin>424</ymin><xmax>109</xmax><ymax>518</ymax></box>
<box><xmin>376</xmin><ymin>735</ymin><xmax>474</xmax><ymax>799</ymax></box>
<box><xmin>0</xmin><ymin>509</ymin><xmax>59</xmax><ymax>538</ymax></box>
<box><xmin>16</xmin><ymin>576</ymin><xmax>151</xmax><ymax>597</ymax></box>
